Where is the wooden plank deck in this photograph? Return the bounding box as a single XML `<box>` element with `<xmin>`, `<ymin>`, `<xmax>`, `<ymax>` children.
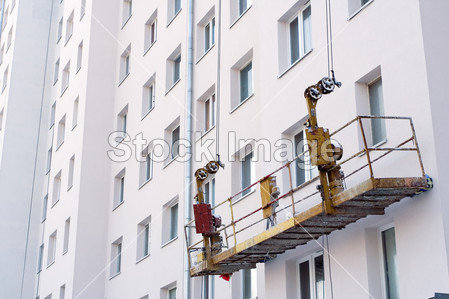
<box><xmin>190</xmin><ymin>177</ymin><xmax>427</xmax><ymax>276</ymax></box>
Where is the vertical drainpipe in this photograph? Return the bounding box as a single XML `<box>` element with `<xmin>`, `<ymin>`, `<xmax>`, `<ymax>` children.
<box><xmin>185</xmin><ymin>0</ymin><xmax>194</xmax><ymax>298</ymax></box>
<box><xmin>0</xmin><ymin>0</ymin><xmax>6</xmax><ymax>43</ymax></box>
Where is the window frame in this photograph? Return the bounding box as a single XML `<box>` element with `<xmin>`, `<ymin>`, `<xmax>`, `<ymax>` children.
<box><xmin>56</xmin><ymin>115</ymin><xmax>66</xmax><ymax>149</ymax></box>
<box><xmin>113</xmin><ymin>169</ymin><xmax>126</xmax><ymax>209</ymax></box>
<box><xmin>110</xmin><ymin>238</ymin><xmax>123</xmax><ymax>278</ymax></box>
<box><xmin>63</xmin><ymin>218</ymin><xmax>70</xmax><ymax>254</ymax></box>
<box><xmin>122</xmin><ymin>0</ymin><xmax>133</xmax><ymax>27</ymax></box>
<box><xmin>240</xmin><ymin>151</ymin><xmax>255</xmax><ymax>197</ymax></box>
<box><xmin>239</xmin><ymin>60</ymin><xmax>253</xmax><ymax>104</ymax></box>
<box><xmin>241</xmin><ymin>268</ymin><xmax>257</xmax><ymax>299</ymax></box>
<box><xmin>52</xmin><ymin>171</ymin><xmax>62</xmax><ymax>206</ymax></box>
<box><xmin>204</xmin><ymin>17</ymin><xmax>215</xmax><ymax>53</ymax></box>
<box><xmin>367</xmin><ymin>77</ymin><xmax>386</xmax><ymax>147</ymax></box>
<box><xmin>296</xmin><ymin>252</ymin><xmax>325</xmax><ymax>299</ymax></box>
<box><xmin>293</xmin><ymin>128</ymin><xmax>318</xmax><ymax>187</ymax></box>
<box><xmin>378</xmin><ymin>223</ymin><xmax>399</xmax><ymax>299</ymax></box>
<box><xmin>287</xmin><ymin>3</ymin><xmax>312</xmax><ymax>66</ymax></box>
<box><xmin>169</xmin><ymin>203</ymin><xmax>179</xmax><ymax>240</ymax></box>
<box><xmin>204</xmin><ymin>94</ymin><xmax>216</xmax><ymax>132</ymax></box>
<box><xmin>171</xmin><ymin>125</ymin><xmax>180</xmax><ymax>159</ymax></box>
<box><xmin>144</xmin><ymin>11</ymin><xmax>158</xmax><ymax>54</ymax></box>
<box><xmin>47</xmin><ymin>231</ymin><xmax>57</xmax><ymax>267</ymax></box>
<box><xmin>137</xmin><ymin>217</ymin><xmax>151</xmax><ymax>262</ymax></box>
<box><xmin>142</xmin><ymin>75</ymin><xmax>156</xmax><ymax>118</ymax></box>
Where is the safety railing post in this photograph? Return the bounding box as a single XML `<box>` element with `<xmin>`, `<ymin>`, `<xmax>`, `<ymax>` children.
<box><xmin>228</xmin><ymin>198</ymin><xmax>237</xmax><ymax>247</ymax></box>
<box><xmin>184</xmin><ymin>225</ymin><xmax>192</xmax><ymax>271</ymax></box>
<box><xmin>409</xmin><ymin>119</ymin><xmax>426</xmax><ymax>177</ymax></box>
<box><xmin>287</xmin><ymin>163</ymin><xmax>296</xmax><ymax>216</ymax></box>
<box><xmin>357</xmin><ymin>116</ymin><xmax>374</xmax><ymax>178</ymax></box>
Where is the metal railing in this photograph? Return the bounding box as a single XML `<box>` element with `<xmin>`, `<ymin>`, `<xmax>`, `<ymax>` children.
<box><xmin>185</xmin><ymin>115</ymin><xmax>426</xmax><ymax>270</ymax></box>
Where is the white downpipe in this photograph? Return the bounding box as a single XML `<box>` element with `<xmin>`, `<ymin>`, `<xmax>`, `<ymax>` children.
<box><xmin>0</xmin><ymin>0</ymin><xmax>6</xmax><ymax>43</ymax></box>
<box><xmin>184</xmin><ymin>0</ymin><xmax>194</xmax><ymax>298</ymax></box>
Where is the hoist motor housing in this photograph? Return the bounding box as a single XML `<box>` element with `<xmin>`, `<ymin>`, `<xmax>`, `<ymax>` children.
<box><xmin>193</xmin><ymin>203</ymin><xmax>222</xmax><ymax>236</ymax></box>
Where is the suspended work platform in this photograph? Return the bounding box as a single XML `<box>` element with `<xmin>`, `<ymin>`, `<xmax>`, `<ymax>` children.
<box><xmin>185</xmin><ymin>116</ymin><xmax>432</xmax><ymax>277</ymax></box>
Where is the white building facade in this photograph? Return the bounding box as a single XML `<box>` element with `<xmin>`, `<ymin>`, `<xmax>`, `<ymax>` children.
<box><xmin>0</xmin><ymin>0</ymin><xmax>449</xmax><ymax>299</ymax></box>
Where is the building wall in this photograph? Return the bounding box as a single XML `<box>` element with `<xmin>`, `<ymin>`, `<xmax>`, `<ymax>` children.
<box><xmin>0</xmin><ymin>0</ymin><xmax>447</xmax><ymax>298</ymax></box>
<box><xmin>0</xmin><ymin>0</ymin><xmax>53</xmax><ymax>297</ymax></box>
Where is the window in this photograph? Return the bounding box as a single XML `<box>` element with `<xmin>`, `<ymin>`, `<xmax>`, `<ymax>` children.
<box><xmin>380</xmin><ymin>226</ymin><xmax>399</xmax><ymax>299</ymax></box>
<box><xmin>47</xmin><ymin>231</ymin><xmax>57</xmax><ymax>266</ymax></box>
<box><xmin>136</xmin><ymin>216</ymin><xmax>151</xmax><ymax>261</ymax></box>
<box><xmin>168</xmin><ymin>0</ymin><xmax>181</xmax><ymax>23</ymax></box>
<box><xmin>46</xmin><ymin>147</ymin><xmax>53</xmax><ymax>173</ymax></box>
<box><xmin>239</xmin><ymin>0</ymin><xmax>251</xmax><ymax>16</ymax></box>
<box><xmin>122</xmin><ymin>0</ymin><xmax>132</xmax><ymax>25</ymax></box>
<box><xmin>162</xmin><ymin>198</ymin><xmax>179</xmax><ymax>244</ymax></box>
<box><xmin>289</xmin><ymin>5</ymin><xmax>311</xmax><ymax>64</ymax></box>
<box><xmin>117</xmin><ymin>105</ymin><xmax>128</xmax><ymax>141</ymax></box>
<box><xmin>164</xmin><ymin>117</ymin><xmax>180</xmax><ymax>164</ymax></box>
<box><xmin>297</xmin><ymin>253</ymin><xmax>324</xmax><ymax>299</ymax></box>
<box><xmin>37</xmin><ymin>244</ymin><xmax>44</xmax><ymax>273</ymax></box>
<box><xmin>65</xmin><ymin>11</ymin><xmax>74</xmax><ymax>44</ymax></box>
<box><xmin>231</xmin><ymin>50</ymin><xmax>253</xmax><ymax>109</ymax></box>
<box><xmin>44</xmin><ymin>295</ymin><xmax>52</xmax><ymax>299</ymax></box>
<box><xmin>348</xmin><ymin>0</ymin><xmax>373</xmax><ymax>17</ymax></box>
<box><xmin>168</xmin><ymin>287</ymin><xmax>177</xmax><ymax>299</ymax></box>
<box><xmin>57</xmin><ymin>17</ymin><xmax>63</xmax><ymax>43</ymax></box>
<box><xmin>144</xmin><ymin>11</ymin><xmax>157</xmax><ymax>53</ymax></box>
<box><xmin>2</xmin><ymin>66</ymin><xmax>8</xmax><ymax>91</ymax></box>
<box><xmin>57</xmin><ymin>115</ymin><xmax>66</xmax><ymax>148</ymax></box>
<box><xmin>140</xmin><ymin>149</ymin><xmax>153</xmax><ymax>186</ymax></box>
<box><xmin>67</xmin><ymin>155</ymin><xmax>75</xmax><ymax>189</ymax></box>
<box><xmin>63</xmin><ymin>218</ymin><xmax>70</xmax><ymax>253</ymax></box>
<box><xmin>80</xmin><ymin>0</ymin><xmax>86</xmax><ymax>18</ymax></box>
<box><xmin>59</xmin><ymin>285</ymin><xmax>65</xmax><ymax>299</ymax></box>
<box><xmin>54</xmin><ymin>59</ymin><xmax>60</xmax><ymax>84</ymax></box>
<box><xmin>42</xmin><ymin>195</ymin><xmax>48</xmax><ymax>222</ymax></box>
<box><xmin>61</xmin><ymin>61</ymin><xmax>70</xmax><ymax>94</ymax></box>
<box><xmin>170</xmin><ymin>203</ymin><xmax>179</xmax><ymax>240</ymax></box>
<box><xmin>77</xmin><ymin>41</ymin><xmax>83</xmax><ymax>71</ymax></box>
<box><xmin>294</xmin><ymin>129</ymin><xmax>317</xmax><ymax>186</ymax></box>
<box><xmin>52</xmin><ymin>171</ymin><xmax>62</xmax><ymax>205</ymax></box>
<box><xmin>204</xmin><ymin>17</ymin><xmax>215</xmax><ymax>53</ymax></box>
<box><xmin>171</xmin><ymin>126</ymin><xmax>180</xmax><ymax>159</ymax></box>
<box><xmin>166</xmin><ymin>46</ymin><xmax>181</xmax><ymax>91</ymax></box>
<box><xmin>240</xmin><ymin>62</ymin><xmax>253</xmax><ymax>103</ymax></box>
<box><xmin>142</xmin><ymin>75</ymin><xmax>156</xmax><ymax>117</ymax></box>
<box><xmin>368</xmin><ymin>78</ymin><xmax>386</xmax><ymax>146</ymax></box>
<box><xmin>242</xmin><ymin>268</ymin><xmax>257</xmax><ymax>299</ymax></box>
<box><xmin>204</xmin><ymin>178</ymin><xmax>215</xmax><ymax>205</ymax></box>
<box><xmin>6</xmin><ymin>26</ymin><xmax>12</xmax><ymax>51</ymax></box>
<box><xmin>173</xmin><ymin>56</ymin><xmax>181</xmax><ymax>83</ymax></box>
<box><xmin>278</xmin><ymin>2</ymin><xmax>312</xmax><ymax>73</ymax></box>
<box><xmin>110</xmin><ymin>237</ymin><xmax>122</xmax><ymax>277</ymax></box>
<box><xmin>72</xmin><ymin>97</ymin><xmax>79</xmax><ymax>129</ymax></box>
<box><xmin>114</xmin><ymin>169</ymin><xmax>126</xmax><ymax>208</ymax></box>
<box><xmin>241</xmin><ymin>151</ymin><xmax>255</xmax><ymax>197</ymax></box>
<box><xmin>50</xmin><ymin>102</ymin><xmax>56</xmax><ymax>128</ymax></box>
<box><xmin>230</xmin><ymin>0</ymin><xmax>252</xmax><ymax>23</ymax></box>
<box><xmin>120</xmin><ymin>45</ymin><xmax>131</xmax><ymax>83</ymax></box>
<box><xmin>204</xmin><ymin>95</ymin><xmax>216</xmax><ymax>132</ymax></box>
